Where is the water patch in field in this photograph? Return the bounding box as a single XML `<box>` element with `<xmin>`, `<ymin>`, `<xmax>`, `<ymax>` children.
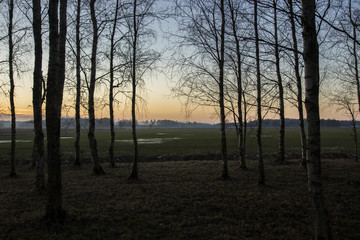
<box><xmin>322</xmin><ymin>146</ymin><xmax>344</xmax><ymax>150</ymax></box>
<box><xmin>60</xmin><ymin>137</ymin><xmax>74</xmax><ymax>140</ymax></box>
<box><xmin>0</xmin><ymin>140</ymin><xmax>31</xmax><ymax>144</ymax></box>
<box><xmin>250</xmin><ymin>134</ymin><xmax>273</xmax><ymax>138</ymax></box>
<box><xmin>156</xmin><ymin>133</ymin><xmax>167</xmax><ymax>136</ymax></box>
<box><xmin>116</xmin><ymin>137</ymin><xmax>181</xmax><ymax>144</ymax></box>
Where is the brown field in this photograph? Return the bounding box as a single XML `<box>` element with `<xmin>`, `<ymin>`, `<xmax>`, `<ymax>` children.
<box><xmin>0</xmin><ymin>158</ymin><xmax>359</xmax><ymax>239</ymax></box>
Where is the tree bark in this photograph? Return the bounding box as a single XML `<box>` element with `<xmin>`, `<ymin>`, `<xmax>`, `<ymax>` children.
<box><xmin>254</xmin><ymin>0</ymin><xmax>265</xmax><ymax>185</ymax></box>
<box><xmin>273</xmin><ymin>0</ymin><xmax>285</xmax><ymax>163</ymax></box>
<box><xmin>288</xmin><ymin>0</ymin><xmax>307</xmax><ymax>168</ymax></box>
<box><xmin>88</xmin><ymin>0</ymin><xmax>105</xmax><ymax>175</ymax></box>
<box><xmin>32</xmin><ymin>0</ymin><xmax>45</xmax><ymax>188</ymax></box>
<box><xmin>109</xmin><ymin>0</ymin><xmax>120</xmax><ymax>168</ymax></box>
<box><xmin>129</xmin><ymin>0</ymin><xmax>139</xmax><ymax>180</ymax></box>
<box><xmin>74</xmin><ymin>0</ymin><xmax>81</xmax><ymax>166</ymax></box>
<box><xmin>45</xmin><ymin>0</ymin><xmax>67</xmax><ymax>222</ymax></box>
<box><xmin>301</xmin><ymin>0</ymin><xmax>332</xmax><ymax>238</ymax></box>
<box><xmin>8</xmin><ymin>0</ymin><xmax>16</xmax><ymax>178</ymax></box>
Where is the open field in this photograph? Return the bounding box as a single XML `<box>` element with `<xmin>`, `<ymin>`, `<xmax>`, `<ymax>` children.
<box><xmin>0</xmin><ymin>159</ymin><xmax>359</xmax><ymax>239</ymax></box>
<box><xmin>0</xmin><ymin>127</ymin><xmax>357</xmax><ymax>164</ymax></box>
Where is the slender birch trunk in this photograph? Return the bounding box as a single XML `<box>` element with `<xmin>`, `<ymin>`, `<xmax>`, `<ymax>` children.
<box><xmin>254</xmin><ymin>0</ymin><xmax>265</xmax><ymax>185</ymax></box>
<box><xmin>273</xmin><ymin>0</ymin><xmax>285</xmax><ymax>163</ymax></box>
<box><xmin>228</xmin><ymin>0</ymin><xmax>246</xmax><ymax>169</ymax></box>
<box><xmin>88</xmin><ymin>0</ymin><xmax>105</xmax><ymax>175</ymax></box>
<box><xmin>288</xmin><ymin>0</ymin><xmax>307</xmax><ymax>168</ymax></box>
<box><xmin>74</xmin><ymin>0</ymin><xmax>81</xmax><ymax>166</ymax></box>
<box><xmin>219</xmin><ymin>0</ymin><xmax>229</xmax><ymax>179</ymax></box>
<box><xmin>129</xmin><ymin>0</ymin><xmax>139</xmax><ymax>180</ymax></box>
<box><xmin>8</xmin><ymin>0</ymin><xmax>16</xmax><ymax>177</ymax></box>
<box><xmin>33</xmin><ymin>0</ymin><xmax>45</xmax><ymax>188</ymax></box>
<box><xmin>109</xmin><ymin>0</ymin><xmax>120</xmax><ymax>168</ymax></box>
<box><xmin>301</xmin><ymin>0</ymin><xmax>332</xmax><ymax>238</ymax></box>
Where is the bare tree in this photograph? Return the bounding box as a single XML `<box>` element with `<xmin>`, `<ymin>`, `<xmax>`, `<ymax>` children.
<box><xmin>272</xmin><ymin>0</ymin><xmax>285</xmax><ymax>163</ymax></box>
<box><xmin>227</xmin><ymin>0</ymin><xmax>246</xmax><ymax>169</ymax></box>
<box><xmin>45</xmin><ymin>0</ymin><xmax>67</xmax><ymax>222</ymax></box>
<box><xmin>32</xmin><ymin>0</ymin><xmax>45</xmax><ymax>188</ymax></box>
<box><xmin>74</xmin><ymin>0</ymin><xmax>81</xmax><ymax>166</ymax></box>
<box><xmin>254</xmin><ymin>0</ymin><xmax>265</xmax><ymax>185</ymax></box>
<box><xmin>348</xmin><ymin>0</ymin><xmax>360</xmax><ymax>113</ymax></box>
<box><xmin>174</xmin><ymin>0</ymin><xmax>229</xmax><ymax>179</ymax></box>
<box><xmin>128</xmin><ymin>0</ymin><xmax>140</xmax><ymax>180</ymax></box>
<box><xmin>218</xmin><ymin>0</ymin><xmax>228</xmax><ymax>179</ymax></box>
<box><xmin>301</xmin><ymin>0</ymin><xmax>332</xmax><ymax>238</ymax></box>
<box><xmin>108</xmin><ymin>0</ymin><xmax>120</xmax><ymax>168</ymax></box>
<box><xmin>7</xmin><ymin>0</ymin><xmax>16</xmax><ymax>177</ymax></box>
<box><xmin>287</xmin><ymin>0</ymin><xmax>307</xmax><ymax>168</ymax></box>
<box><xmin>332</xmin><ymin>92</ymin><xmax>359</xmax><ymax>162</ymax></box>
<box><xmin>321</xmin><ymin>0</ymin><xmax>360</xmax><ymax>113</ymax></box>
<box><xmin>125</xmin><ymin>0</ymin><xmax>160</xmax><ymax>180</ymax></box>
<box><xmin>88</xmin><ymin>0</ymin><xmax>105</xmax><ymax>175</ymax></box>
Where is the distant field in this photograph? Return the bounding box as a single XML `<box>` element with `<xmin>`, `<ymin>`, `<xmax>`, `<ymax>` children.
<box><xmin>0</xmin><ymin>127</ymin><xmax>357</xmax><ymax>163</ymax></box>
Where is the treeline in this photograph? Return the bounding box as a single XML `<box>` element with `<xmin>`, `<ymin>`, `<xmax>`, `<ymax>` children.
<box><xmin>2</xmin><ymin>118</ymin><xmax>358</xmax><ymax>129</ymax></box>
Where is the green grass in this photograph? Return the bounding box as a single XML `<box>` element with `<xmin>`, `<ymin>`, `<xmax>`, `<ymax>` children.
<box><xmin>0</xmin><ymin>159</ymin><xmax>359</xmax><ymax>239</ymax></box>
<box><xmin>0</xmin><ymin>127</ymin><xmax>357</xmax><ymax>163</ymax></box>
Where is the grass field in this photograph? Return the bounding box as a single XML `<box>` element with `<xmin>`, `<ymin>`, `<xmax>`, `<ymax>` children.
<box><xmin>0</xmin><ymin>127</ymin><xmax>357</xmax><ymax>163</ymax></box>
<box><xmin>0</xmin><ymin>159</ymin><xmax>359</xmax><ymax>239</ymax></box>
<box><xmin>1</xmin><ymin>128</ymin><xmax>359</xmax><ymax>239</ymax></box>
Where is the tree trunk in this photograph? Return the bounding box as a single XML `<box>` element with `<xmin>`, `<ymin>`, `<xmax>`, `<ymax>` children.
<box><xmin>288</xmin><ymin>0</ymin><xmax>307</xmax><ymax>168</ymax></box>
<box><xmin>219</xmin><ymin>0</ymin><xmax>229</xmax><ymax>180</ymax></box>
<box><xmin>74</xmin><ymin>0</ymin><xmax>81</xmax><ymax>166</ymax></box>
<box><xmin>228</xmin><ymin>0</ymin><xmax>246</xmax><ymax>170</ymax></box>
<box><xmin>109</xmin><ymin>0</ymin><xmax>120</xmax><ymax>168</ymax></box>
<box><xmin>89</xmin><ymin>0</ymin><xmax>105</xmax><ymax>175</ymax></box>
<box><xmin>243</xmin><ymin>91</ymin><xmax>248</xmax><ymax>158</ymax></box>
<box><xmin>349</xmin><ymin>0</ymin><xmax>360</xmax><ymax>114</ymax></box>
<box><xmin>45</xmin><ymin>0</ymin><xmax>67</xmax><ymax>222</ymax></box>
<box><xmin>129</xmin><ymin>0</ymin><xmax>139</xmax><ymax>180</ymax></box>
<box><xmin>254</xmin><ymin>0</ymin><xmax>265</xmax><ymax>185</ymax></box>
<box><xmin>349</xmin><ymin>106</ymin><xmax>358</xmax><ymax>162</ymax></box>
<box><xmin>301</xmin><ymin>0</ymin><xmax>332</xmax><ymax>238</ymax></box>
<box><xmin>273</xmin><ymin>0</ymin><xmax>285</xmax><ymax>163</ymax></box>
<box><xmin>8</xmin><ymin>0</ymin><xmax>16</xmax><ymax>178</ymax></box>
<box><xmin>32</xmin><ymin>0</ymin><xmax>45</xmax><ymax>188</ymax></box>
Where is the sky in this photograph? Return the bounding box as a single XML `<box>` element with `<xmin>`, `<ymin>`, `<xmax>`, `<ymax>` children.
<box><xmin>0</xmin><ymin>0</ymin><xmax>352</xmax><ymax>123</ymax></box>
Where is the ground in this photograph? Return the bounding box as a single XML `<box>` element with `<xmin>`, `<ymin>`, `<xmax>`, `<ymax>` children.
<box><xmin>0</xmin><ymin>158</ymin><xmax>359</xmax><ymax>239</ymax></box>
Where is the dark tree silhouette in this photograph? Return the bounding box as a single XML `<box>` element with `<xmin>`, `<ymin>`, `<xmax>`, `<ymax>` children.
<box><xmin>272</xmin><ymin>0</ymin><xmax>285</xmax><ymax>163</ymax></box>
<box><xmin>109</xmin><ymin>0</ymin><xmax>120</xmax><ymax>168</ymax></box>
<box><xmin>45</xmin><ymin>0</ymin><xmax>68</xmax><ymax>222</ymax></box>
<box><xmin>126</xmin><ymin>0</ymin><xmax>159</xmax><ymax>180</ymax></box>
<box><xmin>254</xmin><ymin>0</ymin><xmax>265</xmax><ymax>185</ymax></box>
<box><xmin>174</xmin><ymin>0</ymin><xmax>229</xmax><ymax>179</ymax></box>
<box><xmin>32</xmin><ymin>0</ymin><xmax>45</xmax><ymax>189</ymax></box>
<box><xmin>88</xmin><ymin>0</ymin><xmax>105</xmax><ymax>175</ymax></box>
<box><xmin>227</xmin><ymin>0</ymin><xmax>247</xmax><ymax>169</ymax></box>
<box><xmin>287</xmin><ymin>0</ymin><xmax>307</xmax><ymax>168</ymax></box>
<box><xmin>74</xmin><ymin>0</ymin><xmax>82</xmax><ymax>166</ymax></box>
<box><xmin>8</xmin><ymin>0</ymin><xmax>16</xmax><ymax>178</ymax></box>
<box><xmin>128</xmin><ymin>0</ymin><xmax>139</xmax><ymax>180</ymax></box>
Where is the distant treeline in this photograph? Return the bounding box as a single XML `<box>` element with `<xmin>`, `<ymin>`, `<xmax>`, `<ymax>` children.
<box><xmin>0</xmin><ymin>118</ymin><xmax>358</xmax><ymax>129</ymax></box>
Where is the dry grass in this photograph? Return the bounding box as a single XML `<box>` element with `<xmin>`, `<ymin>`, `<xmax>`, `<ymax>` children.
<box><xmin>0</xmin><ymin>158</ymin><xmax>359</xmax><ymax>239</ymax></box>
